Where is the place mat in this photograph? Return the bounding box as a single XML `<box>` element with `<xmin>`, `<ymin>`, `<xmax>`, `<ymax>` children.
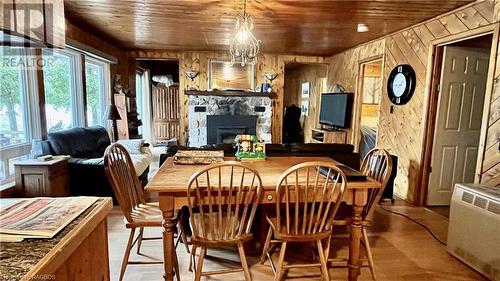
<box><xmin>174</xmin><ymin>150</ymin><xmax>224</xmax><ymax>165</ymax></box>
<box><xmin>0</xmin><ymin>200</ymin><xmax>100</xmax><ymax>280</ymax></box>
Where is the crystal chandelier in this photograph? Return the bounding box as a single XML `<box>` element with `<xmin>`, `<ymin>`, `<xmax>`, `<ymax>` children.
<box><xmin>230</xmin><ymin>0</ymin><xmax>260</xmax><ymax>66</ymax></box>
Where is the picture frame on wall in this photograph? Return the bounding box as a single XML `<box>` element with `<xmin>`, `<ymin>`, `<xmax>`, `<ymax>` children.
<box><xmin>301</xmin><ymin>82</ymin><xmax>310</xmax><ymax>98</ymax></box>
<box><xmin>208</xmin><ymin>60</ymin><xmax>255</xmax><ymax>90</ymax></box>
<box><xmin>301</xmin><ymin>99</ymin><xmax>309</xmax><ymax>116</ymax></box>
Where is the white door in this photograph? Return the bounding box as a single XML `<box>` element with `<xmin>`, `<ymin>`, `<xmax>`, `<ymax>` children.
<box><xmin>427</xmin><ymin>46</ymin><xmax>490</xmax><ymax>206</ymax></box>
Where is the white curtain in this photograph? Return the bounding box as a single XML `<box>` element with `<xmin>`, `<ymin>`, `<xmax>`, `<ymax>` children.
<box><xmin>141</xmin><ymin>70</ymin><xmax>153</xmax><ymax>143</ymax></box>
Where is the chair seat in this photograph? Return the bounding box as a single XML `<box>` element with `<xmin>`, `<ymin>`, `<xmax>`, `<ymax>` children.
<box><xmin>266</xmin><ymin>216</ymin><xmax>332</xmax><ymax>241</ymax></box>
<box><xmin>190</xmin><ymin>213</ymin><xmax>253</xmax><ymax>245</ymax></box>
<box><xmin>125</xmin><ymin>202</ymin><xmax>163</xmax><ymax>228</ymax></box>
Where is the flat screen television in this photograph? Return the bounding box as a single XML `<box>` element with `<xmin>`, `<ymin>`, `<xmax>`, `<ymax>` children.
<box><xmin>319</xmin><ymin>93</ymin><xmax>353</xmax><ymax>130</ymax></box>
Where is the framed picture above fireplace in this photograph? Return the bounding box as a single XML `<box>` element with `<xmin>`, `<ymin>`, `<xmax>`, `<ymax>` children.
<box><xmin>208</xmin><ymin>60</ymin><xmax>255</xmax><ymax>91</ymax></box>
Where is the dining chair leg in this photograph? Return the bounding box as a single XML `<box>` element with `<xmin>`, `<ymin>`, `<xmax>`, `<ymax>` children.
<box><xmin>136</xmin><ymin>227</ymin><xmax>144</xmax><ymax>255</ymax></box>
<box><xmin>275</xmin><ymin>242</ymin><xmax>287</xmax><ymax>281</ymax></box>
<box><xmin>119</xmin><ymin>228</ymin><xmax>136</xmax><ymax>281</ymax></box>
<box><xmin>362</xmin><ymin>228</ymin><xmax>376</xmax><ymax>280</ymax></box>
<box><xmin>180</xmin><ymin>227</ymin><xmax>190</xmax><ymax>253</ymax></box>
<box><xmin>260</xmin><ymin>227</ymin><xmax>273</xmax><ymax>264</ymax></box>
<box><xmin>238</xmin><ymin>242</ymin><xmax>252</xmax><ymax>281</ymax></box>
<box><xmin>189</xmin><ymin>245</ymin><xmax>198</xmax><ymax>272</ymax></box>
<box><xmin>194</xmin><ymin>247</ymin><xmax>206</xmax><ymax>281</ymax></box>
<box><xmin>173</xmin><ymin>244</ymin><xmax>181</xmax><ymax>281</ymax></box>
<box><xmin>324</xmin><ymin>236</ymin><xmax>331</xmax><ymax>264</ymax></box>
<box><xmin>316</xmin><ymin>239</ymin><xmax>330</xmax><ymax>281</ymax></box>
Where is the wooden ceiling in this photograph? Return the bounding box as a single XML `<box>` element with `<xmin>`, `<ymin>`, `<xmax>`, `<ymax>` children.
<box><xmin>64</xmin><ymin>0</ymin><xmax>476</xmax><ymax>56</ymax></box>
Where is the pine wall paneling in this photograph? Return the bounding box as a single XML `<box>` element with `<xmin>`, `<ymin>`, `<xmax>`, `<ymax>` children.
<box><xmin>284</xmin><ymin>64</ymin><xmax>328</xmax><ymax>142</ymax></box>
<box><xmin>65</xmin><ymin>20</ymin><xmax>129</xmax><ymax>89</ymax></box>
<box><xmin>128</xmin><ymin>50</ymin><xmax>325</xmax><ymax>145</ymax></box>
<box><xmin>326</xmin><ymin>0</ymin><xmax>500</xmax><ymax>202</ymax></box>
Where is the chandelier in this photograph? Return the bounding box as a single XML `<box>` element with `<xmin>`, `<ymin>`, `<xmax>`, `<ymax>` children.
<box><xmin>230</xmin><ymin>0</ymin><xmax>260</xmax><ymax>66</ymax></box>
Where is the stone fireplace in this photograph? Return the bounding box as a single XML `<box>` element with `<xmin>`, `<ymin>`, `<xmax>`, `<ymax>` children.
<box><xmin>188</xmin><ymin>95</ymin><xmax>272</xmax><ymax>147</ymax></box>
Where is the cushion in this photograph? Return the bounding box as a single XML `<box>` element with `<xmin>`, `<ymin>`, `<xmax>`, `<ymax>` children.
<box><xmin>117</xmin><ymin>139</ymin><xmax>145</xmax><ymax>154</ymax></box>
<box><xmin>129</xmin><ymin>154</ymin><xmax>150</xmax><ymax>176</ymax></box>
<box><xmin>48</xmin><ymin>126</ymin><xmax>110</xmax><ymax>158</ymax></box>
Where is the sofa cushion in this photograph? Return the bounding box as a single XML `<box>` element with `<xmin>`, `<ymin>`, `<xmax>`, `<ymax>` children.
<box><xmin>129</xmin><ymin>154</ymin><xmax>150</xmax><ymax>176</ymax></box>
<box><xmin>48</xmin><ymin>126</ymin><xmax>111</xmax><ymax>158</ymax></box>
<box><xmin>69</xmin><ymin>157</ymin><xmax>104</xmax><ymax>166</ymax></box>
<box><xmin>117</xmin><ymin>139</ymin><xmax>145</xmax><ymax>154</ymax></box>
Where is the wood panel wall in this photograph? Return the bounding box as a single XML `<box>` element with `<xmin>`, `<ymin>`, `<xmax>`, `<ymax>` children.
<box><xmin>326</xmin><ymin>0</ymin><xmax>500</xmax><ymax>202</ymax></box>
<box><xmin>128</xmin><ymin>50</ymin><xmax>325</xmax><ymax>145</ymax></box>
<box><xmin>284</xmin><ymin>64</ymin><xmax>328</xmax><ymax>142</ymax></box>
<box><xmin>65</xmin><ymin>19</ymin><xmax>129</xmax><ymax>89</ymax></box>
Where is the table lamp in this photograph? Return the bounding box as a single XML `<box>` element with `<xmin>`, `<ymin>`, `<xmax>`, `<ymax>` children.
<box><xmin>104</xmin><ymin>104</ymin><xmax>121</xmax><ymax>142</ymax></box>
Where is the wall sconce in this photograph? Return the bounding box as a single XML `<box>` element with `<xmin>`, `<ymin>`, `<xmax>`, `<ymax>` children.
<box><xmin>185</xmin><ymin>70</ymin><xmax>199</xmax><ymax>81</ymax></box>
<box><xmin>264</xmin><ymin>72</ymin><xmax>279</xmax><ymax>83</ymax></box>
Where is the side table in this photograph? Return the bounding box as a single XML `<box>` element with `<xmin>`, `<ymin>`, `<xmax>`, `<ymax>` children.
<box><xmin>14</xmin><ymin>158</ymin><xmax>70</xmax><ymax>197</ymax></box>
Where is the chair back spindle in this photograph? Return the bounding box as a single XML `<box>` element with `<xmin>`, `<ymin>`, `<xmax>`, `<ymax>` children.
<box><xmin>360</xmin><ymin>148</ymin><xmax>393</xmax><ymax>220</ymax></box>
<box><xmin>104</xmin><ymin>143</ymin><xmax>146</xmax><ymax>222</ymax></box>
<box><xmin>275</xmin><ymin>162</ymin><xmax>347</xmax><ymax>237</ymax></box>
<box><xmin>187</xmin><ymin>161</ymin><xmax>262</xmax><ymax>242</ymax></box>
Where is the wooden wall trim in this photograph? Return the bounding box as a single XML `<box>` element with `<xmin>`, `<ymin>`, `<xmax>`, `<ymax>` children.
<box><xmin>35</xmin><ymin>49</ymin><xmax>48</xmax><ymax>140</ymax></box>
<box><xmin>477</xmin><ymin>24</ymin><xmax>500</xmax><ymax>182</ymax></box>
<box><xmin>417</xmin><ymin>45</ymin><xmax>443</xmax><ymax>206</ymax></box>
<box><xmin>416</xmin><ymin>23</ymin><xmax>498</xmax><ymax>204</ymax></box>
<box><xmin>353</xmin><ymin>56</ymin><xmax>384</xmax><ymax>152</ymax></box>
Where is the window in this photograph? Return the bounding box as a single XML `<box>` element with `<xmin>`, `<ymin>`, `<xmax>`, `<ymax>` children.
<box><xmin>0</xmin><ymin>49</ymin><xmax>28</xmax><ymax>146</ymax></box>
<box><xmin>1</xmin><ymin>47</ymin><xmax>111</xmax><ymax>185</ymax></box>
<box><xmin>85</xmin><ymin>58</ymin><xmax>109</xmax><ymax>127</ymax></box>
<box><xmin>135</xmin><ymin>71</ymin><xmax>143</xmax><ymax>135</ymax></box>
<box><xmin>0</xmin><ymin>47</ymin><xmax>40</xmax><ymax>184</ymax></box>
<box><xmin>43</xmin><ymin>49</ymin><xmax>84</xmax><ymax>132</ymax></box>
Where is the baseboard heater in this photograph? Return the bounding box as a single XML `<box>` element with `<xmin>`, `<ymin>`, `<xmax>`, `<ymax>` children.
<box><xmin>448</xmin><ymin>183</ymin><xmax>500</xmax><ymax>280</ymax></box>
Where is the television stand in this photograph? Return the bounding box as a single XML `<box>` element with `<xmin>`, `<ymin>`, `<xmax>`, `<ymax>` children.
<box><xmin>311</xmin><ymin>128</ymin><xmax>347</xmax><ymax>144</ymax></box>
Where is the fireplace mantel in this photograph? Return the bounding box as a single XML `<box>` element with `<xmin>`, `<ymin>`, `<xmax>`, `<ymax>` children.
<box><xmin>185</xmin><ymin>90</ymin><xmax>277</xmax><ymax>98</ymax></box>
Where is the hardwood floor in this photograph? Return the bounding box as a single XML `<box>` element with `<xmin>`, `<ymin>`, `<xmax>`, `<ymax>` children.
<box><xmin>107</xmin><ymin>201</ymin><xmax>486</xmax><ymax>281</ymax></box>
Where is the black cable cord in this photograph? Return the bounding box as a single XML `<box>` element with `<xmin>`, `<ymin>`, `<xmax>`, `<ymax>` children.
<box><xmin>379</xmin><ymin>205</ymin><xmax>447</xmax><ymax>246</ymax></box>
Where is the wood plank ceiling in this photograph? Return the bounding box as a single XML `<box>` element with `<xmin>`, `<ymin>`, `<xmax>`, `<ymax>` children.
<box><xmin>64</xmin><ymin>0</ymin><xmax>476</xmax><ymax>56</ymax></box>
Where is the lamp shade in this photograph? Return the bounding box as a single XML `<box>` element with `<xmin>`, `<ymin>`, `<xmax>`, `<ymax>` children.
<box><xmin>104</xmin><ymin>104</ymin><xmax>122</xmax><ymax>121</ymax></box>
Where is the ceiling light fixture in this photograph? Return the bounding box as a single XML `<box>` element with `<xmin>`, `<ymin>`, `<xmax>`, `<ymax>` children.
<box><xmin>230</xmin><ymin>0</ymin><xmax>260</xmax><ymax>66</ymax></box>
<box><xmin>357</xmin><ymin>23</ymin><xmax>369</xmax><ymax>33</ymax></box>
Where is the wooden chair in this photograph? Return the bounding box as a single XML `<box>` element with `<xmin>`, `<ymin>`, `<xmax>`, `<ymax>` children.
<box><xmin>104</xmin><ymin>143</ymin><xmax>188</xmax><ymax>281</ymax></box>
<box><xmin>187</xmin><ymin>161</ymin><xmax>263</xmax><ymax>281</ymax></box>
<box><xmin>260</xmin><ymin>162</ymin><xmax>347</xmax><ymax>281</ymax></box>
<box><xmin>329</xmin><ymin>148</ymin><xmax>393</xmax><ymax>280</ymax></box>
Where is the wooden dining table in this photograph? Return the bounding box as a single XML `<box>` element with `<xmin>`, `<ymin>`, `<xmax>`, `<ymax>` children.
<box><xmin>145</xmin><ymin>156</ymin><xmax>381</xmax><ymax>281</ymax></box>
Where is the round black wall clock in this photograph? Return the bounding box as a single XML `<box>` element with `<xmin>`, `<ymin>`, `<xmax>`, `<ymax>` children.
<box><xmin>387</xmin><ymin>64</ymin><xmax>416</xmax><ymax>105</ymax></box>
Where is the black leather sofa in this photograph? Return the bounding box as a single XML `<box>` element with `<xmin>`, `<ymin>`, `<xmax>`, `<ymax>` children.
<box><xmin>42</xmin><ymin>127</ymin><xmax>149</xmax><ymax>202</ymax></box>
<box><xmin>159</xmin><ymin>143</ymin><xmax>360</xmax><ymax>169</ymax></box>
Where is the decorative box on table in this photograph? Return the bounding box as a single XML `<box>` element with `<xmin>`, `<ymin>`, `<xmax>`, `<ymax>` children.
<box><xmin>234</xmin><ymin>135</ymin><xmax>266</xmax><ymax>161</ymax></box>
<box><xmin>173</xmin><ymin>150</ymin><xmax>224</xmax><ymax>164</ymax></box>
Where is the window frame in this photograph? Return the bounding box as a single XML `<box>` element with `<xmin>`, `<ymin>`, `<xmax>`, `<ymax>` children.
<box><xmin>84</xmin><ymin>56</ymin><xmax>110</xmax><ymax>127</ymax></box>
<box><xmin>43</xmin><ymin>48</ymin><xmax>85</xmax><ymax>131</ymax></box>
<box><xmin>0</xmin><ymin>48</ymin><xmax>41</xmax><ymax>185</ymax></box>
